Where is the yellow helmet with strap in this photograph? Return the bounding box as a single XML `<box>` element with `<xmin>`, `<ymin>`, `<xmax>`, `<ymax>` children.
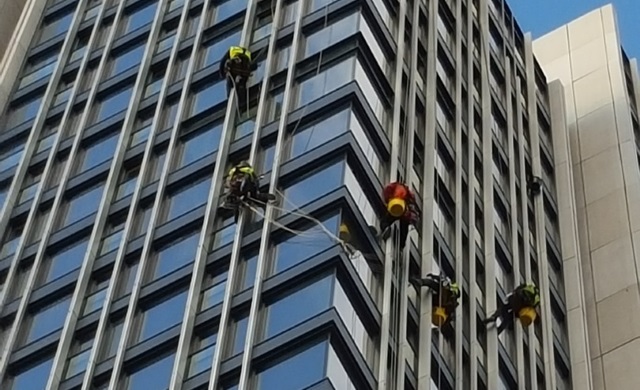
<box><xmin>229</xmin><ymin>46</ymin><xmax>251</xmax><ymax>61</ymax></box>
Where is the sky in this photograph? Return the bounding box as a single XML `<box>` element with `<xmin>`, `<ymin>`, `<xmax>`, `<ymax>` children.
<box><xmin>508</xmin><ymin>0</ymin><xmax>640</xmax><ymax>60</ymax></box>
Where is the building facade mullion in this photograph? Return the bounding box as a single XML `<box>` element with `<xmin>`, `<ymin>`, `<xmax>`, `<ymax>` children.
<box><xmin>524</xmin><ymin>34</ymin><xmax>556</xmax><ymax>390</ymax></box>
<box><xmin>0</xmin><ymin>0</ymin><xmax>90</xmax><ymax>314</ymax></box>
<box><xmin>80</xmin><ymin>2</ymin><xmax>196</xmax><ymax>390</ymax></box>
<box><xmin>232</xmin><ymin>2</ymin><xmax>307</xmax><ymax>388</ymax></box>
<box><xmin>378</xmin><ymin>0</ymin><xmax>407</xmax><ymax>387</ymax></box>
<box><xmin>396</xmin><ymin>0</ymin><xmax>421</xmax><ymax>386</ymax></box>
<box><xmin>46</xmin><ymin>1</ymin><xmax>171</xmax><ymax>389</ymax></box>
<box><xmin>465</xmin><ymin>2</ymin><xmax>479</xmax><ymax>389</ymax></box>
<box><xmin>416</xmin><ymin>0</ymin><xmax>439</xmax><ymax>387</ymax></box>
<box><xmin>0</xmin><ymin>0</ymin><xmax>93</xmax><ymax>380</ymax></box>
<box><xmin>505</xmin><ymin>60</ymin><xmax>527</xmax><ymax>390</ymax></box>
<box><xmin>453</xmin><ymin>0</ymin><xmax>464</xmax><ymax>388</ymax></box>
<box><xmin>106</xmin><ymin>0</ymin><xmax>215</xmax><ymax>388</ymax></box>
<box><xmin>233</xmin><ymin>0</ymin><xmax>285</xmax><ymax>386</ymax></box>
<box><xmin>479</xmin><ymin>2</ymin><xmax>499</xmax><ymax>390</ymax></box>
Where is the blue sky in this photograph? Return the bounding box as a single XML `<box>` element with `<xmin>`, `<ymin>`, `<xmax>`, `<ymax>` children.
<box><xmin>508</xmin><ymin>0</ymin><xmax>640</xmax><ymax>60</ymax></box>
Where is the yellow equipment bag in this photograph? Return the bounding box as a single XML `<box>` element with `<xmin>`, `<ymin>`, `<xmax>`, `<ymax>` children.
<box><xmin>387</xmin><ymin>197</ymin><xmax>406</xmax><ymax>218</ymax></box>
<box><xmin>432</xmin><ymin>306</ymin><xmax>448</xmax><ymax>327</ymax></box>
<box><xmin>518</xmin><ymin>307</ymin><xmax>537</xmax><ymax>327</ymax></box>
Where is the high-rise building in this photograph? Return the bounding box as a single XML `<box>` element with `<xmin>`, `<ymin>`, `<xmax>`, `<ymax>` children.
<box><xmin>0</xmin><ymin>0</ymin><xmax>582</xmax><ymax>390</ymax></box>
<box><xmin>534</xmin><ymin>4</ymin><xmax>640</xmax><ymax>390</ymax></box>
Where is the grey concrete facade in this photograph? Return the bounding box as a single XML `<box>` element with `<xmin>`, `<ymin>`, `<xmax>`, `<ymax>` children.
<box><xmin>534</xmin><ymin>4</ymin><xmax>640</xmax><ymax>390</ymax></box>
<box><xmin>0</xmin><ymin>0</ymin><xmax>44</xmax><ymax>114</ymax></box>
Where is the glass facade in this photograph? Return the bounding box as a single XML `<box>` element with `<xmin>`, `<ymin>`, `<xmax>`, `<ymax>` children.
<box><xmin>0</xmin><ymin>0</ymin><xmax>571</xmax><ymax>389</ymax></box>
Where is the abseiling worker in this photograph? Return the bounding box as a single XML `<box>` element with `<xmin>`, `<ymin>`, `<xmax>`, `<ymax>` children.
<box><xmin>219</xmin><ymin>46</ymin><xmax>258</xmax><ymax>96</ymax></box>
<box><xmin>483</xmin><ymin>283</ymin><xmax>540</xmax><ymax>334</ymax></box>
<box><xmin>412</xmin><ymin>273</ymin><xmax>460</xmax><ymax>327</ymax></box>
<box><xmin>379</xmin><ymin>182</ymin><xmax>419</xmax><ymax>250</ymax></box>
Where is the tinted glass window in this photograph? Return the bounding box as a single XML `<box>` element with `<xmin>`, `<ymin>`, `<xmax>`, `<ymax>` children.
<box><xmin>125</xmin><ymin>1</ymin><xmax>158</xmax><ymax>34</ymax></box>
<box><xmin>166</xmin><ymin>178</ymin><xmax>212</xmax><ymax>220</ymax></box>
<box><xmin>178</xmin><ymin>124</ymin><xmax>222</xmax><ymax>167</ymax></box>
<box><xmin>10</xmin><ymin>358</ymin><xmax>53</xmax><ymax>390</ymax></box>
<box><xmin>127</xmin><ymin>353</ymin><xmax>175</xmax><ymax>390</ymax></box>
<box><xmin>96</xmin><ymin>87</ymin><xmax>133</xmax><ymax>122</ymax></box>
<box><xmin>264</xmin><ymin>276</ymin><xmax>333</xmax><ymax>339</ymax></box>
<box><xmin>203</xmin><ymin>30</ymin><xmax>241</xmax><ymax>67</ymax></box>
<box><xmin>63</xmin><ymin>185</ymin><xmax>105</xmax><ymax>227</ymax></box>
<box><xmin>213</xmin><ymin>0</ymin><xmax>246</xmax><ymax>24</ymax></box>
<box><xmin>26</xmin><ymin>297</ymin><xmax>71</xmax><ymax>344</ymax></box>
<box><xmin>257</xmin><ymin>341</ymin><xmax>327</xmax><ymax>390</ymax></box>
<box><xmin>80</xmin><ymin>134</ymin><xmax>119</xmax><ymax>171</ymax></box>
<box><xmin>139</xmin><ymin>291</ymin><xmax>187</xmax><ymax>341</ymax></box>
<box><xmin>109</xmin><ymin>45</ymin><xmax>145</xmax><ymax>77</ymax></box>
<box><xmin>283</xmin><ymin>160</ymin><xmax>344</xmax><ymax>207</ymax></box>
<box><xmin>192</xmin><ymin>82</ymin><xmax>226</xmax><ymax>115</ymax></box>
<box><xmin>43</xmin><ymin>239</ymin><xmax>88</xmax><ymax>284</ymax></box>
<box><xmin>154</xmin><ymin>233</ymin><xmax>199</xmax><ymax>279</ymax></box>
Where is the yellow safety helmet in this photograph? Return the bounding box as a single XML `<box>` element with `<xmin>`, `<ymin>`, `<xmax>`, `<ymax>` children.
<box><xmin>229</xmin><ymin>46</ymin><xmax>251</xmax><ymax>61</ymax></box>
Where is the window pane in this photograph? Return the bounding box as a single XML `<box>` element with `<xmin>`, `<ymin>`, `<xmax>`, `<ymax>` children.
<box><xmin>127</xmin><ymin>353</ymin><xmax>175</xmax><ymax>390</ymax></box>
<box><xmin>10</xmin><ymin>358</ymin><xmax>53</xmax><ymax>390</ymax></box>
<box><xmin>7</xmin><ymin>97</ymin><xmax>42</xmax><ymax>129</ymax></box>
<box><xmin>179</xmin><ymin>124</ymin><xmax>222</xmax><ymax>167</ymax></box>
<box><xmin>282</xmin><ymin>161</ymin><xmax>343</xmax><ymax>207</ymax></box>
<box><xmin>305</xmin><ymin>13</ymin><xmax>358</xmax><ymax>57</ymax></box>
<box><xmin>63</xmin><ymin>185</ymin><xmax>105</xmax><ymax>227</ymax></box>
<box><xmin>139</xmin><ymin>291</ymin><xmax>187</xmax><ymax>341</ymax></box>
<box><xmin>273</xmin><ymin>214</ymin><xmax>340</xmax><ymax>274</ymax></box>
<box><xmin>265</xmin><ymin>276</ymin><xmax>333</xmax><ymax>339</ymax></box>
<box><xmin>81</xmin><ymin>134</ymin><xmax>119</xmax><ymax>171</ymax></box>
<box><xmin>26</xmin><ymin>297</ymin><xmax>71</xmax><ymax>344</ymax></box>
<box><xmin>65</xmin><ymin>349</ymin><xmax>91</xmax><ymax>379</ymax></box>
<box><xmin>43</xmin><ymin>239</ymin><xmax>88</xmax><ymax>284</ymax></box>
<box><xmin>230</xmin><ymin>315</ymin><xmax>248</xmax><ymax>357</ymax></box>
<box><xmin>125</xmin><ymin>1</ymin><xmax>158</xmax><ymax>34</ymax></box>
<box><xmin>289</xmin><ymin>109</ymin><xmax>349</xmax><ymax>158</ymax></box>
<box><xmin>108</xmin><ymin>45</ymin><xmax>146</xmax><ymax>77</ymax></box>
<box><xmin>154</xmin><ymin>233</ymin><xmax>199</xmax><ymax>279</ymax></box>
<box><xmin>296</xmin><ymin>58</ymin><xmax>354</xmax><ymax>108</ymax></box>
<box><xmin>257</xmin><ymin>341</ymin><xmax>327</xmax><ymax>390</ymax></box>
<box><xmin>97</xmin><ymin>88</ymin><xmax>133</xmax><ymax>122</ymax></box>
<box><xmin>166</xmin><ymin>178</ymin><xmax>212</xmax><ymax>220</ymax></box>
<box><xmin>38</xmin><ymin>12</ymin><xmax>72</xmax><ymax>44</ymax></box>
<box><xmin>213</xmin><ymin>0</ymin><xmax>246</xmax><ymax>24</ymax></box>
<box><xmin>192</xmin><ymin>82</ymin><xmax>226</xmax><ymax>115</ymax></box>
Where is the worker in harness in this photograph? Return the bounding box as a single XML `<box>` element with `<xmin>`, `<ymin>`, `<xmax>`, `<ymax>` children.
<box><xmin>219</xmin><ymin>46</ymin><xmax>258</xmax><ymax>97</ymax></box>
<box><xmin>484</xmin><ymin>283</ymin><xmax>540</xmax><ymax>334</ymax></box>
<box><xmin>377</xmin><ymin>182</ymin><xmax>419</xmax><ymax>250</ymax></box>
<box><xmin>411</xmin><ymin>273</ymin><xmax>460</xmax><ymax>327</ymax></box>
<box><xmin>222</xmin><ymin>161</ymin><xmax>275</xmax><ymax>222</ymax></box>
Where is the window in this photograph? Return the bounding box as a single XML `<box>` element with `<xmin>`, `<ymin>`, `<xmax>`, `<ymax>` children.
<box><xmin>289</xmin><ymin>110</ymin><xmax>349</xmax><ymax>158</ymax></box>
<box><xmin>126</xmin><ymin>353</ymin><xmax>175</xmax><ymax>390</ymax></box>
<box><xmin>79</xmin><ymin>133</ymin><xmax>119</xmax><ymax>172</ymax></box>
<box><xmin>212</xmin><ymin>0</ymin><xmax>246</xmax><ymax>24</ymax></box>
<box><xmin>177</xmin><ymin>123</ymin><xmax>222</xmax><ymax>167</ymax></box>
<box><xmin>124</xmin><ymin>1</ymin><xmax>158</xmax><ymax>34</ymax></box>
<box><xmin>156</xmin><ymin>29</ymin><xmax>176</xmax><ymax>54</ymax></box>
<box><xmin>227</xmin><ymin>314</ymin><xmax>248</xmax><ymax>357</ymax></box>
<box><xmin>0</xmin><ymin>226</ymin><xmax>22</xmax><ymax>260</ymax></box>
<box><xmin>304</xmin><ymin>13</ymin><xmax>358</xmax><ymax>58</ymax></box>
<box><xmin>41</xmin><ymin>239</ymin><xmax>89</xmax><ymax>285</ymax></box>
<box><xmin>282</xmin><ymin>160</ymin><xmax>344</xmax><ymax>207</ymax></box>
<box><xmin>115</xmin><ymin>166</ymin><xmax>139</xmax><ymax>199</ymax></box>
<box><xmin>272</xmin><ymin>214</ymin><xmax>339</xmax><ymax>275</ymax></box>
<box><xmin>165</xmin><ymin>177</ymin><xmax>212</xmax><ymax>220</ymax></box>
<box><xmin>152</xmin><ymin>232</ymin><xmax>199</xmax><ymax>280</ymax></box>
<box><xmin>0</xmin><ymin>144</ymin><xmax>24</xmax><ymax>173</ymax></box>
<box><xmin>257</xmin><ymin>341</ymin><xmax>327</xmax><ymax>390</ymax></box>
<box><xmin>202</xmin><ymin>29</ymin><xmax>241</xmax><ymax>68</ymax></box>
<box><xmin>144</xmin><ymin>68</ymin><xmax>165</xmax><ymax>98</ymax></box>
<box><xmin>107</xmin><ymin>44</ymin><xmax>146</xmax><ymax>78</ymax></box>
<box><xmin>236</xmin><ymin>252</ymin><xmax>258</xmax><ymax>291</ymax></box>
<box><xmin>201</xmin><ymin>270</ymin><xmax>228</xmax><ymax>310</ymax></box>
<box><xmin>82</xmin><ymin>278</ymin><xmax>109</xmax><ymax>315</ymax></box>
<box><xmin>64</xmin><ymin>336</ymin><xmax>94</xmax><ymax>379</ymax></box>
<box><xmin>24</xmin><ymin>296</ymin><xmax>71</xmax><ymax>344</ymax></box>
<box><xmin>296</xmin><ymin>57</ymin><xmax>355</xmax><ymax>108</ymax></box>
<box><xmin>99</xmin><ymin>219</ymin><xmax>125</xmax><ymax>256</ymax></box>
<box><xmin>19</xmin><ymin>53</ymin><xmax>58</xmax><ymax>89</ymax></box>
<box><xmin>8</xmin><ymin>357</ymin><xmax>53</xmax><ymax>390</ymax></box>
<box><xmin>191</xmin><ymin>82</ymin><xmax>227</xmax><ymax>115</ymax></box>
<box><xmin>187</xmin><ymin>331</ymin><xmax>218</xmax><ymax>377</ymax></box>
<box><xmin>6</xmin><ymin>97</ymin><xmax>42</xmax><ymax>129</ymax></box>
<box><xmin>95</xmin><ymin>87</ymin><xmax>133</xmax><ymax>122</ymax></box>
<box><xmin>263</xmin><ymin>275</ymin><xmax>333</xmax><ymax>339</ymax></box>
<box><xmin>37</xmin><ymin>12</ymin><xmax>73</xmax><ymax>44</ymax></box>
<box><xmin>138</xmin><ymin>291</ymin><xmax>187</xmax><ymax>341</ymax></box>
<box><xmin>60</xmin><ymin>184</ymin><xmax>105</xmax><ymax>227</ymax></box>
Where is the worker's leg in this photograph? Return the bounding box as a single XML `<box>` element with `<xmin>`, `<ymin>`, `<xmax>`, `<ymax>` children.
<box><xmin>497</xmin><ymin>313</ymin><xmax>514</xmax><ymax>334</ymax></box>
<box><xmin>484</xmin><ymin>300</ymin><xmax>507</xmax><ymax>324</ymax></box>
